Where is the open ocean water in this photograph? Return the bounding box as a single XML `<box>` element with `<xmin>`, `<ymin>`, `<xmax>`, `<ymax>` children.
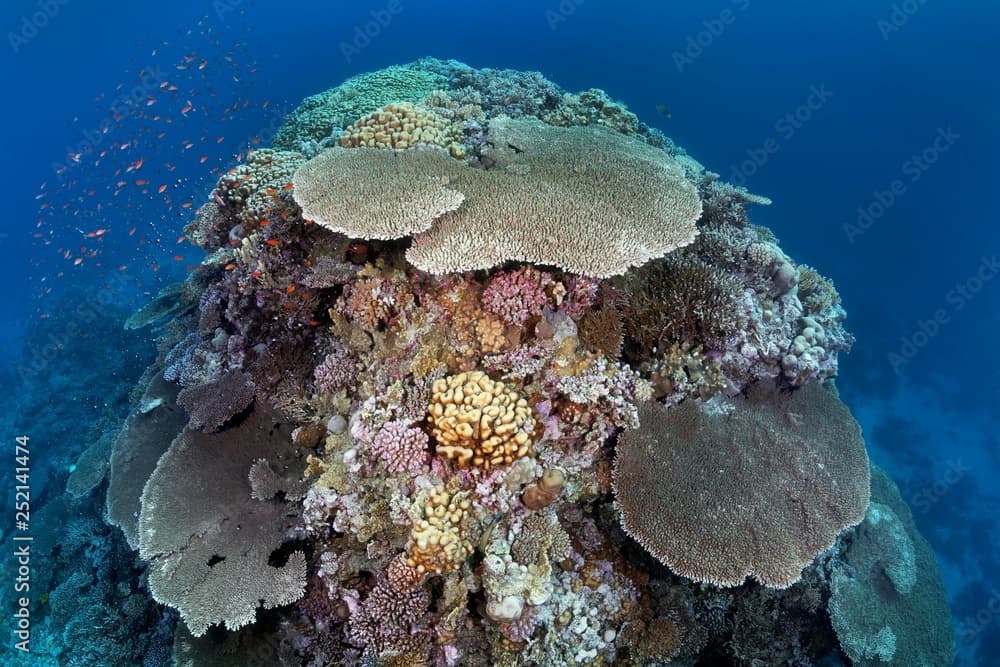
<box><xmin>0</xmin><ymin>1</ymin><xmax>996</xmax><ymax>665</ymax></box>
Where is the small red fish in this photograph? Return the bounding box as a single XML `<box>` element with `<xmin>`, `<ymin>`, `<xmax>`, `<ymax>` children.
<box><xmin>224</xmin><ymin>263</ymin><xmax>235</xmax><ymax>270</ymax></box>
<box><xmin>173</xmin><ymin>255</ymin><xmax>184</xmax><ymax>262</ymax></box>
<box><xmin>286</xmin><ymin>285</ymin><xmax>296</xmax><ymax>294</ymax></box>
<box><xmin>282</xmin><ymin>182</ymin><xmax>293</xmax><ymax>191</ymax></box>
<box><xmin>158</xmin><ymin>184</ymin><xmax>168</xmax><ymax>194</ymax></box>
<box><xmin>266</xmin><ymin>239</ymin><xmax>280</xmax><ymax>247</ymax></box>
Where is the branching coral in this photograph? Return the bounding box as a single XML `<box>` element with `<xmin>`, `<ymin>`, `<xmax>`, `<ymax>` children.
<box><xmin>367</xmin><ymin>420</ymin><xmax>430</xmax><ymax>474</ymax></box>
<box><xmin>481</xmin><ymin>267</ymin><xmax>551</xmax><ymax>326</ymax></box>
<box><xmin>314</xmin><ymin>344</ymin><xmax>361</xmax><ymax>393</ymax></box>
<box><xmin>624</xmin><ymin>254</ymin><xmax>747</xmax><ymax>352</ymax></box>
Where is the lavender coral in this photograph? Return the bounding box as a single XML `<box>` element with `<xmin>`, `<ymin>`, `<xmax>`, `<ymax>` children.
<box><xmin>367</xmin><ymin>420</ymin><xmax>429</xmax><ymax>474</ymax></box>
<box><xmin>314</xmin><ymin>344</ymin><xmax>361</xmax><ymax>393</ymax></box>
<box><xmin>482</xmin><ymin>267</ymin><xmax>550</xmax><ymax>326</ymax></box>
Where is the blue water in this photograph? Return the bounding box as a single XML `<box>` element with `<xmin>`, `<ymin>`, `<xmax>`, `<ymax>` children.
<box><xmin>1</xmin><ymin>1</ymin><xmax>996</xmax><ymax>664</ymax></box>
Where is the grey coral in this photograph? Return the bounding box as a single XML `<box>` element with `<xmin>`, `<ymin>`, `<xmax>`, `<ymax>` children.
<box><xmin>106</xmin><ymin>371</ymin><xmax>187</xmax><ymax>549</ymax></box>
<box><xmin>292</xmin><ymin>116</ymin><xmax>702</xmax><ymax>277</ymax></box>
<box><xmin>138</xmin><ymin>407</ymin><xmax>307</xmax><ymax>636</ymax></box>
<box><xmin>614</xmin><ymin>381</ymin><xmax>870</xmax><ymax>588</ymax></box>
<box><xmin>176</xmin><ymin>369</ymin><xmax>256</xmax><ymax>432</ymax></box>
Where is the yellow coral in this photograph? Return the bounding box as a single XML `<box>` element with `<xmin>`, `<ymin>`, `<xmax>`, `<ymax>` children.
<box><xmin>340</xmin><ymin>102</ymin><xmax>466</xmax><ymax>158</ymax></box>
<box><xmin>406</xmin><ymin>484</ymin><xmax>473</xmax><ymax>575</ymax></box>
<box><xmin>428</xmin><ymin>371</ymin><xmax>534</xmax><ymax>469</ymax></box>
<box><xmin>474</xmin><ymin>312</ymin><xmax>507</xmax><ymax>353</ymax></box>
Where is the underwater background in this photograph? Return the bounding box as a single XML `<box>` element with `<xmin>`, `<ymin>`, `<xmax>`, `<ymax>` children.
<box><xmin>0</xmin><ymin>0</ymin><xmax>996</xmax><ymax>665</ymax></box>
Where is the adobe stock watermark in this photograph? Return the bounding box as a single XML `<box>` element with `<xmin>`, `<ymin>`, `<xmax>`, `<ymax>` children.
<box><xmin>727</xmin><ymin>83</ymin><xmax>833</xmax><ymax>187</ymax></box>
<box><xmin>956</xmin><ymin>588</ymin><xmax>1000</xmax><ymax>646</ymax></box>
<box><xmin>877</xmin><ymin>0</ymin><xmax>930</xmax><ymax>40</ymax></box>
<box><xmin>887</xmin><ymin>254</ymin><xmax>999</xmax><ymax>375</ymax></box>
<box><xmin>843</xmin><ymin>127</ymin><xmax>958</xmax><ymax>244</ymax></box>
<box><xmin>911</xmin><ymin>459</ymin><xmax>970</xmax><ymax>514</ymax></box>
<box><xmin>213</xmin><ymin>0</ymin><xmax>244</xmax><ymax>21</ymax></box>
<box><xmin>51</xmin><ymin>64</ymin><xmax>166</xmax><ymax>181</ymax></box>
<box><xmin>8</xmin><ymin>0</ymin><xmax>70</xmax><ymax>54</ymax></box>
<box><xmin>340</xmin><ymin>0</ymin><xmax>403</xmax><ymax>64</ymax></box>
<box><xmin>672</xmin><ymin>0</ymin><xmax>751</xmax><ymax>73</ymax></box>
<box><xmin>545</xmin><ymin>0</ymin><xmax>584</xmax><ymax>31</ymax></box>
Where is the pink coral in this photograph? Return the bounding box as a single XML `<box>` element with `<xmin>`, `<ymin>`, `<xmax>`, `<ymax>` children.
<box><xmin>560</xmin><ymin>275</ymin><xmax>600</xmax><ymax>317</ymax></box>
<box><xmin>314</xmin><ymin>345</ymin><xmax>360</xmax><ymax>393</ymax></box>
<box><xmin>346</xmin><ymin>582</ymin><xmax>430</xmax><ymax>657</ymax></box>
<box><xmin>481</xmin><ymin>267</ymin><xmax>550</xmax><ymax>326</ymax></box>
<box><xmin>368</xmin><ymin>420</ymin><xmax>430</xmax><ymax>474</ymax></box>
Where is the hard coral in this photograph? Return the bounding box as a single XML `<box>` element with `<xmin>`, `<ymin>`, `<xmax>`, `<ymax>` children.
<box><xmin>340</xmin><ymin>102</ymin><xmax>465</xmax><ymax>157</ymax></box>
<box><xmin>625</xmin><ymin>254</ymin><xmax>747</xmax><ymax>353</ymax></box>
<box><xmin>406</xmin><ymin>483</ymin><xmax>473</xmax><ymax>575</ymax></box>
<box><xmin>828</xmin><ymin>465</ymin><xmax>955</xmax><ymax>666</ymax></box>
<box><xmin>314</xmin><ymin>345</ymin><xmax>361</xmax><ymax>393</ymax></box>
<box><xmin>481</xmin><ymin>267</ymin><xmax>550</xmax><ymax>326</ymax></box>
<box><xmin>294</xmin><ymin>116</ymin><xmax>702</xmax><ymax>277</ymax></box>
<box><xmin>406</xmin><ymin>116</ymin><xmax>702</xmax><ymax>277</ymax></box>
<box><xmin>614</xmin><ymin>381</ymin><xmax>870</xmax><ymax>588</ymax></box>
<box><xmin>428</xmin><ymin>370</ymin><xmax>535</xmax><ymax>469</ymax></box>
<box><xmin>368</xmin><ymin>420</ymin><xmax>430</xmax><ymax>474</ymax></box>
<box><xmin>176</xmin><ymin>369</ymin><xmax>256</xmax><ymax>432</ymax></box>
<box><xmin>138</xmin><ymin>407</ymin><xmax>306</xmax><ymax>636</ymax></box>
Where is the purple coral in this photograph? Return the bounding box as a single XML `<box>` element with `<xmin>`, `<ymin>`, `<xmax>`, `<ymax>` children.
<box><xmin>346</xmin><ymin>582</ymin><xmax>430</xmax><ymax>657</ymax></box>
<box><xmin>482</xmin><ymin>268</ymin><xmax>550</xmax><ymax>326</ymax></box>
<box><xmin>176</xmin><ymin>370</ymin><xmax>256</xmax><ymax>432</ymax></box>
<box><xmin>314</xmin><ymin>345</ymin><xmax>361</xmax><ymax>392</ymax></box>
<box><xmin>368</xmin><ymin>420</ymin><xmax>429</xmax><ymax>474</ymax></box>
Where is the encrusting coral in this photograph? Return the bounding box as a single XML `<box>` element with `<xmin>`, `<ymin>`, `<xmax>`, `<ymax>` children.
<box><xmin>97</xmin><ymin>57</ymin><xmax>953</xmax><ymax>666</ymax></box>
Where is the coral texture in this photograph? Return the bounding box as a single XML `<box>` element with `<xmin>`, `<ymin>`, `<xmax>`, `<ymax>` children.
<box><xmin>138</xmin><ymin>408</ymin><xmax>306</xmax><ymax>636</ymax></box>
<box><xmin>827</xmin><ymin>465</ymin><xmax>955</xmax><ymax>666</ymax></box>
<box><xmin>614</xmin><ymin>381</ymin><xmax>870</xmax><ymax>587</ymax></box>
<box><xmin>427</xmin><ymin>370</ymin><xmax>535</xmax><ymax>469</ymax></box>
<box><xmin>293</xmin><ymin>116</ymin><xmax>701</xmax><ymax>277</ymax></box>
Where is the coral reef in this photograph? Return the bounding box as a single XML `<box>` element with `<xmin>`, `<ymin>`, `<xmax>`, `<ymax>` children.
<box><xmin>66</xmin><ymin>58</ymin><xmax>953</xmax><ymax>667</ymax></box>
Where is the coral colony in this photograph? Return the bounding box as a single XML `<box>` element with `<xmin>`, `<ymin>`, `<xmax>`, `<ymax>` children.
<box><xmin>102</xmin><ymin>59</ymin><xmax>952</xmax><ymax>664</ymax></box>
